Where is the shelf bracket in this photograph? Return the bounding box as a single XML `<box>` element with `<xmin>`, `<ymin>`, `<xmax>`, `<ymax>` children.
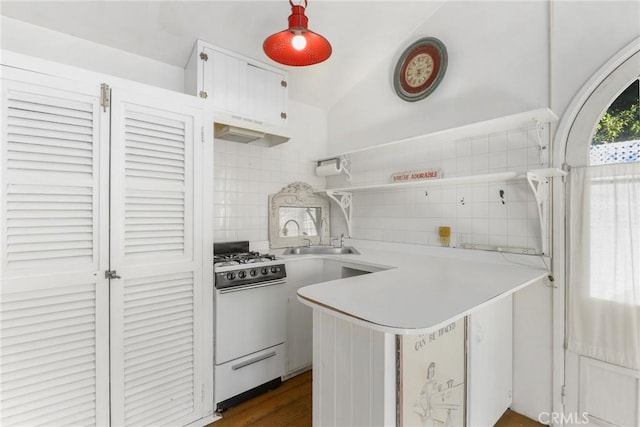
<box><xmin>340</xmin><ymin>157</ymin><xmax>352</xmax><ymax>182</ymax></box>
<box><xmin>526</xmin><ymin>168</ymin><xmax>566</xmax><ymax>255</ymax></box>
<box><xmin>325</xmin><ymin>190</ymin><xmax>353</xmax><ymax>237</ymax></box>
<box><xmin>535</xmin><ymin>120</ymin><xmax>547</xmax><ymax>151</ymax></box>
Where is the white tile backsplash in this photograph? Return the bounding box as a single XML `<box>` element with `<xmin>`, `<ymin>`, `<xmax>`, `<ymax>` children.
<box><xmin>213</xmin><ymin>138</ymin><xmax>324</xmax><ymax>243</ymax></box>
<box><xmin>331</xmin><ymin>125</ymin><xmax>550</xmax><ymax>253</ymax></box>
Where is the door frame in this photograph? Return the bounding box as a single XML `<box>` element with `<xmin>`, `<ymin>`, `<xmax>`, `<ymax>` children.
<box><xmin>552</xmin><ymin>37</ymin><xmax>640</xmax><ymax>423</ymax></box>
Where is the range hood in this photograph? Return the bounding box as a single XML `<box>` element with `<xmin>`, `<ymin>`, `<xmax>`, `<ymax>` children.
<box><xmin>213</xmin><ymin>115</ymin><xmax>291</xmax><ymax>147</ymax></box>
<box><xmin>214</xmin><ymin>124</ymin><xmax>264</xmax><ymax>143</ymax></box>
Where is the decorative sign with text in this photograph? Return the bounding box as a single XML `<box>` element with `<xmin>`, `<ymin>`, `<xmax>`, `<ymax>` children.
<box><xmin>391</xmin><ymin>168</ymin><xmax>442</xmax><ymax>183</ymax></box>
<box><xmin>398</xmin><ymin>319</ymin><xmax>466</xmax><ymax>427</ymax></box>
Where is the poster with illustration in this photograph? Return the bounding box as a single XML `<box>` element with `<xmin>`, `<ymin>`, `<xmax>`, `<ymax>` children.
<box><xmin>399</xmin><ymin>319</ymin><xmax>466</xmax><ymax>427</ymax></box>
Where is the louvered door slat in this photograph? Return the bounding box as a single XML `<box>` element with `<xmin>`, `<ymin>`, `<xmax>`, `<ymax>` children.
<box><xmin>8</xmin><ymin>125</ymin><xmax>93</xmax><ymax>143</ymax></box>
<box><xmin>9</xmin><ymin>133</ymin><xmax>93</xmax><ymax>151</ymax></box>
<box><xmin>9</xmin><ymin>107</ymin><xmax>94</xmax><ymax>127</ymax></box>
<box><xmin>126</xmin><ymin>123</ymin><xmax>184</xmax><ymax>141</ymax></box>
<box><xmin>125</xmin><ymin>342</ymin><xmax>194</xmax><ymax>375</ymax></box>
<box><xmin>128</xmin><ymin>394</ymin><xmax>194</xmax><ymax>427</ymax></box>
<box><xmin>126</xmin><ymin>137</ymin><xmax>185</xmax><ymax>154</ymax></box>
<box><xmin>1</xmin><ymin>74</ymin><xmax>109</xmax><ymax>426</ymax></box>
<box><xmin>110</xmin><ymin>90</ymin><xmax>204</xmax><ymax>426</ymax></box>
<box><xmin>126</xmin><ymin>146</ymin><xmax>184</xmax><ymax>162</ymax></box>
<box><xmin>125</xmin><ymin>382</ymin><xmax>192</xmax><ymax>414</ymax></box>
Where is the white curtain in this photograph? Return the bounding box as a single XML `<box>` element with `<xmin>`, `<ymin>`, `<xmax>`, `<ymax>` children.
<box><xmin>568</xmin><ymin>162</ymin><xmax>640</xmax><ymax>370</ymax></box>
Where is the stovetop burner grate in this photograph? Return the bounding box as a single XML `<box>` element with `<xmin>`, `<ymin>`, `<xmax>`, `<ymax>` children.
<box><xmin>214</xmin><ymin>251</ymin><xmax>277</xmax><ymax>266</ymax></box>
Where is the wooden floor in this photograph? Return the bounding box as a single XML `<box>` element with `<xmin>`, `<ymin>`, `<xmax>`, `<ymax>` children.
<box><xmin>208</xmin><ymin>370</ymin><xmax>543</xmax><ymax>427</ymax></box>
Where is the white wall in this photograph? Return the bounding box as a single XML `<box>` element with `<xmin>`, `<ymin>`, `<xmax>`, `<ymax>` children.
<box><xmin>551</xmin><ymin>0</ymin><xmax>640</xmax><ymax>119</ymax></box>
<box><xmin>0</xmin><ymin>16</ymin><xmax>185</xmax><ymax>93</ymax></box>
<box><xmin>327</xmin><ymin>1</ymin><xmax>549</xmax><ymax>153</ymax></box>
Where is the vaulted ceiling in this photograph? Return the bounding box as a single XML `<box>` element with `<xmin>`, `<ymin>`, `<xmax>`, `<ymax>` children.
<box><xmin>0</xmin><ymin>1</ymin><xmax>445</xmax><ymax>109</ymax></box>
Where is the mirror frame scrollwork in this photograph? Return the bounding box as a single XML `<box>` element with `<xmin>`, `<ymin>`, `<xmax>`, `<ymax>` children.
<box><xmin>269</xmin><ymin>182</ymin><xmax>330</xmax><ymax>249</ymax></box>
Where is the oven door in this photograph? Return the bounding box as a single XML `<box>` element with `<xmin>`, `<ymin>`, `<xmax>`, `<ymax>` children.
<box><xmin>215</xmin><ymin>279</ymin><xmax>286</xmax><ymax>365</ymax></box>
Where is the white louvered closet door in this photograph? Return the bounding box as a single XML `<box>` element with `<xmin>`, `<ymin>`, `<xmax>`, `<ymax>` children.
<box><xmin>108</xmin><ymin>89</ymin><xmax>205</xmax><ymax>427</ymax></box>
<box><xmin>0</xmin><ymin>69</ymin><xmax>110</xmax><ymax>426</ymax></box>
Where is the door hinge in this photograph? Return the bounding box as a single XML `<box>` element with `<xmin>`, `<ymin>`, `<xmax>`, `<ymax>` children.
<box><xmin>281</xmin><ymin>80</ymin><xmax>287</xmax><ymax>88</ymax></box>
<box><xmin>199</xmin><ymin>91</ymin><xmax>208</xmax><ymax>99</ymax></box>
<box><xmin>280</xmin><ymin>112</ymin><xmax>287</xmax><ymax>120</ymax></box>
<box><xmin>200</xmin><ymin>52</ymin><xmax>209</xmax><ymax>61</ymax></box>
<box><xmin>561</xmin><ymin>384</ymin><xmax>567</xmax><ymax>405</ymax></box>
<box><xmin>201</xmin><ymin>126</ymin><xmax>205</xmax><ymax>143</ymax></box>
<box><xmin>105</xmin><ymin>270</ymin><xmax>121</xmax><ymax>280</ymax></box>
<box><xmin>100</xmin><ymin>83</ymin><xmax>110</xmax><ymax>112</ymax></box>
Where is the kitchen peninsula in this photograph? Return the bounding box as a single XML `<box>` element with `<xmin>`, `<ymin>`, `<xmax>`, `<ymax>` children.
<box><xmin>292</xmin><ymin>239</ymin><xmax>548</xmax><ymax>427</ymax></box>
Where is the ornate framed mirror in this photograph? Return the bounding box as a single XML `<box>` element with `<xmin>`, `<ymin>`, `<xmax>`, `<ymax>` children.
<box><xmin>269</xmin><ymin>182</ymin><xmax>330</xmax><ymax>248</ymax></box>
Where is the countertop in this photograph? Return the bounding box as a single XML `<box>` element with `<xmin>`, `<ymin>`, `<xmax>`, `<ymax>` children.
<box><xmin>277</xmin><ymin>239</ymin><xmax>548</xmax><ymax>335</ymax></box>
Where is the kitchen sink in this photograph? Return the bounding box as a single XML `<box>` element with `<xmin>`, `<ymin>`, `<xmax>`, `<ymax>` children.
<box><xmin>282</xmin><ymin>246</ymin><xmax>360</xmax><ymax>255</ymax></box>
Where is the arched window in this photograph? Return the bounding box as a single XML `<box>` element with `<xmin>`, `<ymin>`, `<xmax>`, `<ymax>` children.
<box><xmin>590</xmin><ymin>79</ymin><xmax>640</xmax><ymax>165</ymax></box>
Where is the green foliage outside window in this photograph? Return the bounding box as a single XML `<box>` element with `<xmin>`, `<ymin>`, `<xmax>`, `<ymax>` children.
<box><xmin>592</xmin><ymin>80</ymin><xmax>640</xmax><ymax>145</ymax></box>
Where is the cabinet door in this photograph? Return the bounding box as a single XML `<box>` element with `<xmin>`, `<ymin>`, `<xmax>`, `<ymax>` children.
<box><xmin>0</xmin><ymin>70</ymin><xmax>110</xmax><ymax>426</ymax></box>
<box><xmin>285</xmin><ymin>259</ymin><xmax>323</xmax><ymax>375</ymax></box>
<box><xmin>246</xmin><ymin>63</ymin><xmax>287</xmax><ymax>128</ymax></box>
<box><xmin>202</xmin><ymin>45</ymin><xmax>287</xmax><ymax>129</ymax></box>
<box><xmin>206</xmin><ymin>47</ymin><xmax>246</xmax><ymax>120</ymax></box>
<box><xmin>108</xmin><ymin>89</ymin><xmax>206</xmax><ymax>426</ymax></box>
<box><xmin>467</xmin><ymin>295</ymin><xmax>513</xmax><ymax>426</ymax></box>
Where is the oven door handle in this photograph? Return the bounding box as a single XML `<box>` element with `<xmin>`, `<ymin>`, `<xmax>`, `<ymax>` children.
<box><xmin>217</xmin><ymin>279</ymin><xmax>286</xmax><ymax>294</ymax></box>
<box><xmin>231</xmin><ymin>351</ymin><xmax>277</xmax><ymax>371</ymax></box>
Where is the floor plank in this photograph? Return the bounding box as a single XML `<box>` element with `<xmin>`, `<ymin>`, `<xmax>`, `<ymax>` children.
<box><xmin>208</xmin><ymin>370</ymin><xmax>543</xmax><ymax>427</ymax></box>
<box><xmin>495</xmin><ymin>409</ymin><xmax>544</xmax><ymax>427</ymax></box>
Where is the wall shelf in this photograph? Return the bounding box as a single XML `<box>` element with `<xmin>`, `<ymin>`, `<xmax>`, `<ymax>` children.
<box><xmin>320</xmin><ymin>168</ymin><xmax>567</xmax><ymax>255</ymax></box>
<box><xmin>315</xmin><ymin>108</ymin><xmax>558</xmax><ymax>162</ymax></box>
<box><xmin>318</xmin><ymin>171</ymin><xmax>519</xmax><ymax>194</ymax></box>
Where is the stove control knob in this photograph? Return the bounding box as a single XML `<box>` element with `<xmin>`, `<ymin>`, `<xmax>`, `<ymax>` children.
<box><xmin>261</xmin><ymin>267</ymin><xmax>269</xmax><ymax>275</ymax></box>
<box><xmin>238</xmin><ymin>270</ymin><xmax>247</xmax><ymax>279</ymax></box>
<box><xmin>226</xmin><ymin>272</ymin><xmax>236</xmax><ymax>281</ymax></box>
<box><xmin>270</xmin><ymin>266</ymin><xmax>280</xmax><ymax>274</ymax></box>
<box><xmin>250</xmin><ymin>269</ymin><xmax>258</xmax><ymax>277</ymax></box>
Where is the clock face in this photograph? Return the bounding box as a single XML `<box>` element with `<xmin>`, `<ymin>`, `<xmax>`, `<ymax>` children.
<box><xmin>405</xmin><ymin>53</ymin><xmax>434</xmax><ymax>88</ymax></box>
<box><xmin>393</xmin><ymin>38</ymin><xmax>447</xmax><ymax>102</ymax></box>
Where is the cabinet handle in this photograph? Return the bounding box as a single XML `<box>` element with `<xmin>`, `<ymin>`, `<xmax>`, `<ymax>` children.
<box><xmin>199</xmin><ymin>91</ymin><xmax>208</xmax><ymax>99</ymax></box>
<box><xmin>280</xmin><ymin>112</ymin><xmax>287</xmax><ymax>120</ymax></box>
<box><xmin>231</xmin><ymin>351</ymin><xmax>277</xmax><ymax>370</ymax></box>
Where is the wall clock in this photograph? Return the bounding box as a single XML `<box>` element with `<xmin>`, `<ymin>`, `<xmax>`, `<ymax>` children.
<box><xmin>393</xmin><ymin>37</ymin><xmax>448</xmax><ymax>102</ymax></box>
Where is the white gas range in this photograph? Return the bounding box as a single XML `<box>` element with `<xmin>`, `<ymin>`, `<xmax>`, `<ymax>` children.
<box><xmin>213</xmin><ymin>241</ymin><xmax>286</xmax><ymax>412</ymax></box>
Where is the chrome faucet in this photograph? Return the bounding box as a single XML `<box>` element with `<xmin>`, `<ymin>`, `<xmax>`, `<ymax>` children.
<box><xmin>282</xmin><ymin>219</ymin><xmax>301</xmax><ymax>236</ymax></box>
<box><xmin>302</xmin><ymin>238</ymin><xmax>313</xmax><ymax>247</ymax></box>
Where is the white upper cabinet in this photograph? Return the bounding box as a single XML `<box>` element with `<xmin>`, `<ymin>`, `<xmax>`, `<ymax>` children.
<box><xmin>185</xmin><ymin>40</ymin><xmax>290</xmax><ymax>146</ymax></box>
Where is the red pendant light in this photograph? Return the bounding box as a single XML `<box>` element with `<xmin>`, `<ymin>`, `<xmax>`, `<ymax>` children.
<box><xmin>263</xmin><ymin>0</ymin><xmax>332</xmax><ymax>67</ymax></box>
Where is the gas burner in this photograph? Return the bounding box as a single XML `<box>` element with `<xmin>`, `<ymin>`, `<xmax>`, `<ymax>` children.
<box><xmin>214</xmin><ymin>252</ymin><xmax>277</xmax><ymax>266</ymax></box>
